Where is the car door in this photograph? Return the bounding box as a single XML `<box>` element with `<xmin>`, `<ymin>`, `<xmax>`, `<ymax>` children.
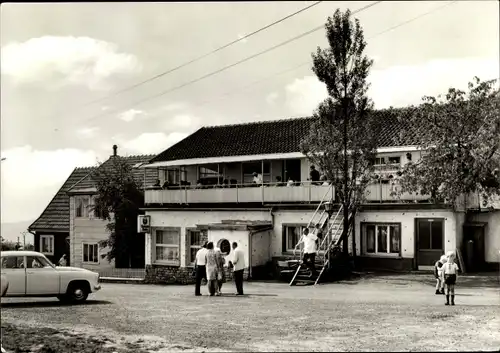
<box><xmin>1</xmin><ymin>255</ymin><xmax>26</xmax><ymax>295</ymax></box>
<box><xmin>25</xmin><ymin>256</ymin><xmax>60</xmax><ymax>295</ymax></box>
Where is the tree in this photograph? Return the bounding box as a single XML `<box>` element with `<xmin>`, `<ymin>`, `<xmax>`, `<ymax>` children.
<box><xmin>300</xmin><ymin>9</ymin><xmax>379</xmax><ymax>254</ymax></box>
<box><xmin>91</xmin><ymin>157</ymin><xmax>144</xmax><ymax>268</ymax></box>
<box><xmin>398</xmin><ymin>77</ymin><xmax>500</xmax><ymax>209</ymax></box>
<box><xmin>1</xmin><ymin>236</ymin><xmax>18</xmax><ymax>251</ymax></box>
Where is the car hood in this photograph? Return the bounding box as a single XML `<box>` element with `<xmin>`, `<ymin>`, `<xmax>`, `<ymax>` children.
<box><xmin>55</xmin><ymin>266</ymin><xmax>95</xmax><ymax>273</ymax></box>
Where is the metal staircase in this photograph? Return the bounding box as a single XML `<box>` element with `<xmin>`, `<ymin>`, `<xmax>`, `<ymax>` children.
<box><xmin>281</xmin><ymin>185</ymin><xmax>354</xmax><ymax>286</ymax></box>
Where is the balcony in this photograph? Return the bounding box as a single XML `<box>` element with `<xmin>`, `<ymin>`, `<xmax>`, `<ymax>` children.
<box><xmin>144</xmin><ymin>180</ymin><xmax>432</xmax><ymax>205</ymax></box>
<box><xmin>145</xmin><ymin>181</ymin><xmax>334</xmax><ymax>205</ymax></box>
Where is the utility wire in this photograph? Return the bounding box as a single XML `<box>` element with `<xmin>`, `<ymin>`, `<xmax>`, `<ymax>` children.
<box><xmin>77</xmin><ymin>1</ymin><xmax>324</xmax><ymax>108</ymax></box>
<box><xmin>80</xmin><ymin>1</ymin><xmax>383</xmax><ymax>125</ymax></box>
<box><xmin>134</xmin><ymin>1</ymin><xmax>459</xmax><ymax>112</ymax></box>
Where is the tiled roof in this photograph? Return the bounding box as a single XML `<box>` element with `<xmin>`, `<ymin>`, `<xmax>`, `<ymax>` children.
<box><xmin>28</xmin><ymin>167</ymin><xmax>95</xmax><ymax>232</ymax></box>
<box><xmin>150</xmin><ymin>107</ymin><xmax>423</xmax><ymax>163</ymax></box>
<box><xmin>68</xmin><ymin>154</ymin><xmax>158</xmax><ymax>192</ymax></box>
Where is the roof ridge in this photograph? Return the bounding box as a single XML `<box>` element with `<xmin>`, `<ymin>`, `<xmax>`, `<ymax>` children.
<box><xmin>202</xmin><ymin>116</ymin><xmax>314</xmax><ymax>129</ymax></box>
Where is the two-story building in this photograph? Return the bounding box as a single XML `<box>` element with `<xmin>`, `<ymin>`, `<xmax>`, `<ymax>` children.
<box><xmin>138</xmin><ymin>115</ymin><xmax>500</xmax><ymax>284</ymax></box>
<box><xmin>28</xmin><ymin>167</ymin><xmax>95</xmax><ymax>266</ymax></box>
<box><xmin>64</xmin><ymin>146</ymin><xmax>158</xmax><ymax>276</ymax></box>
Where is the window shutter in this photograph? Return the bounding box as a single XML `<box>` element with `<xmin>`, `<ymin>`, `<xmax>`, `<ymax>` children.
<box><xmin>282</xmin><ymin>226</ymin><xmax>287</xmax><ymax>253</ymax></box>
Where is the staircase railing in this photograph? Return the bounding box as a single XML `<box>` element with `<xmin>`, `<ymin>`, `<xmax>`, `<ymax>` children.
<box><xmin>292</xmin><ymin>184</ymin><xmax>334</xmax><ymax>262</ymax></box>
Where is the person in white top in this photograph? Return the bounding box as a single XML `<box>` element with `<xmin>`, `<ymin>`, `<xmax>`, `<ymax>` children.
<box><xmin>193</xmin><ymin>242</ymin><xmax>208</xmax><ymax>296</ymax></box>
<box><xmin>228</xmin><ymin>242</ymin><xmax>245</xmax><ymax>295</ymax></box>
<box><xmin>442</xmin><ymin>251</ymin><xmax>459</xmax><ymax>306</ymax></box>
<box><xmin>252</xmin><ymin>172</ymin><xmax>263</xmax><ymax>185</ymax></box>
<box><xmin>294</xmin><ymin>228</ymin><xmax>318</xmax><ymax>276</ymax></box>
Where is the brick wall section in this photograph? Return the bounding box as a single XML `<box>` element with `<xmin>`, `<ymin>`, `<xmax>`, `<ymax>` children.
<box><xmin>144</xmin><ymin>265</ymin><xmax>250</xmax><ymax>285</ymax></box>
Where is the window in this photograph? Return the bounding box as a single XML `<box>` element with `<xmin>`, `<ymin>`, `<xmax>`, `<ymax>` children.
<box><xmin>155</xmin><ymin>228</ymin><xmax>180</xmax><ymax>264</ymax></box>
<box><xmin>75</xmin><ymin>195</ymin><xmax>90</xmax><ymax>218</ymax></box>
<box><xmin>164</xmin><ymin>168</ymin><xmax>187</xmax><ymax>184</ymax></box>
<box><xmin>374</xmin><ymin>157</ymin><xmax>386</xmax><ymax>165</ymax></box>
<box><xmin>40</xmin><ymin>235</ymin><xmax>54</xmax><ymax>255</ymax></box>
<box><xmin>417</xmin><ymin>219</ymin><xmax>443</xmax><ymax>250</ymax></box>
<box><xmin>242</xmin><ymin>161</ymin><xmax>271</xmax><ymax>184</ymax></box>
<box><xmin>26</xmin><ymin>256</ymin><xmax>53</xmax><ymax>269</ymax></box>
<box><xmin>90</xmin><ymin>196</ymin><xmax>105</xmax><ymax>219</ymax></box>
<box><xmin>187</xmin><ymin>229</ymin><xmax>206</xmax><ymax>265</ymax></box>
<box><xmin>388</xmin><ymin>156</ymin><xmax>401</xmax><ymax>164</ymax></box>
<box><xmin>1</xmin><ymin>256</ymin><xmax>24</xmax><ymax>269</ymax></box>
<box><xmin>283</xmin><ymin>225</ymin><xmax>306</xmax><ymax>252</ymax></box>
<box><xmin>82</xmin><ymin>243</ymin><xmax>99</xmax><ymax>263</ymax></box>
<box><xmin>362</xmin><ymin>223</ymin><xmax>401</xmax><ymax>256</ymax></box>
<box><xmin>217</xmin><ymin>239</ymin><xmax>231</xmax><ymax>256</ymax></box>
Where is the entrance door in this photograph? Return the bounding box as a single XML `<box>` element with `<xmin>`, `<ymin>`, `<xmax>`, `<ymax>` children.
<box><xmin>463</xmin><ymin>225</ymin><xmax>486</xmax><ymax>272</ymax></box>
<box><xmin>416</xmin><ymin>218</ymin><xmax>444</xmax><ymax>268</ymax></box>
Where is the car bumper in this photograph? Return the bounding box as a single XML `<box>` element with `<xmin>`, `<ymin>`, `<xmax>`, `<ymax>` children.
<box><xmin>93</xmin><ymin>284</ymin><xmax>102</xmax><ymax>291</ymax></box>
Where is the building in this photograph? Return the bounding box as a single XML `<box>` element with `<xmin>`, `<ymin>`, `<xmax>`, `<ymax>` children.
<box><xmin>28</xmin><ymin>167</ymin><xmax>96</xmax><ymax>266</ymax></box>
<box><xmin>138</xmin><ymin>113</ymin><xmax>500</xmax><ymax>284</ymax></box>
<box><xmin>66</xmin><ymin>146</ymin><xmax>158</xmax><ymax>275</ymax></box>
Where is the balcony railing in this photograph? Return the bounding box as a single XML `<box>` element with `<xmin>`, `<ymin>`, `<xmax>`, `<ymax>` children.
<box><xmin>145</xmin><ymin>180</ymin><xmax>432</xmax><ymax>205</ymax></box>
<box><xmin>145</xmin><ymin>181</ymin><xmax>334</xmax><ymax>204</ymax></box>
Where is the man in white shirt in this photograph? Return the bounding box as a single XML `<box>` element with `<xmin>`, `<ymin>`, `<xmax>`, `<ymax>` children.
<box><xmin>228</xmin><ymin>242</ymin><xmax>245</xmax><ymax>295</ymax></box>
<box><xmin>193</xmin><ymin>242</ymin><xmax>208</xmax><ymax>296</ymax></box>
<box><xmin>295</xmin><ymin>228</ymin><xmax>318</xmax><ymax>276</ymax></box>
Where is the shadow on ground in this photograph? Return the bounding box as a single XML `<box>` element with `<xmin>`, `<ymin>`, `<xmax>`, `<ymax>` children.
<box><xmin>0</xmin><ymin>300</ymin><xmax>112</xmax><ymax>309</ymax></box>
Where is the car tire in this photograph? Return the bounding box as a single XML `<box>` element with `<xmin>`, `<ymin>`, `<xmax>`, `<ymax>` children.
<box><xmin>66</xmin><ymin>283</ymin><xmax>89</xmax><ymax>303</ymax></box>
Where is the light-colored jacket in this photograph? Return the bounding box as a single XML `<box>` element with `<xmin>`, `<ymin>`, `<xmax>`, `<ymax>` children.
<box><xmin>232</xmin><ymin>248</ymin><xmax>245</xmax><ymax>272</ymax></box>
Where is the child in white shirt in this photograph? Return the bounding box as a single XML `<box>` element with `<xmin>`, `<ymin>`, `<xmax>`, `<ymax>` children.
<box><xmin>442</xmin><ymin>251</ymin><xmax>459</xmax><ymax>306</ymax></box>
<box><xmin>433</xmin><ymin>255</ymin><xmax>447</xmax><ymax>295</ymax></box>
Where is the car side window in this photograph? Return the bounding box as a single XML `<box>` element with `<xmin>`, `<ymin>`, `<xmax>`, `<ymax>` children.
<box><xmin>1</xmin><ymin>256</ymin><xmax>25</xmax><ymax>269</ymax></box>
<box><xmin>26</xmin><ymin>256</ymin><xmax>52</xmax><ymax>269</ymax></box>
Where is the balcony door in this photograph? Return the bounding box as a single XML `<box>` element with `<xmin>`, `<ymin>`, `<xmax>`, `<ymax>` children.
<box><xmin>416</xmin><ymin>218</ymin><xmax>444</xmax><ymax>268</ymax></box>
<box><xmin>283</xmin><ymin>159</ymin><xmax>301</xmax><ymax>183</ymax></box>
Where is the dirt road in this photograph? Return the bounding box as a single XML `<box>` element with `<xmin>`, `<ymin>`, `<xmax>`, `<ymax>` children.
<box><xmin>1</xmin><ymin>274</ymin><xmax>499</xmax><ymax>352</ymax></box>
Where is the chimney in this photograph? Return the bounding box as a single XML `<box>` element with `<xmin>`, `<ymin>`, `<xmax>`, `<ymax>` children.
<box><xmin>112</xmin><ymin>144</ymin><xmax>118</xmax><ymax>157</ymax></box>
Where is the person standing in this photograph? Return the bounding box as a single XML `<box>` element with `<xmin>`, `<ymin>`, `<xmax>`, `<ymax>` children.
<box><xmin>229</xmin><ymin>242</ymin><xmax>245</xmax><ymax>295</ymax></box>
<box><xmin>204</xmin><ymin>242</ymin><xmax>219</xmax><ymax>296</ymax></box>
<box><xmin>309</xmin><ymin>165</ymin><xmax>320</xmax><ymax>185</ymax></box>
<box><xmin>58</xmin><ymin>254</ymin><xmax>68</xmax><ymax>267</ymax></box>
<box><xmin>443</xmin><ymin>251</ymin><xmax>459</xmax><ymax>306</ymax></box>
<box><xmin>214</xmin><ymin>246</ymin><xmax>225</xmax><ymax>296</ymax></box>
<box><xmin>433</xmin><ymin>254</ymin><xmax>447</xmax><ymax>295</ymax></box>
<box><xmin>294</xmin><ymin>228</ymin><xmax>318</xmax><ymax>277</ymax></box>
<box><xmin>193</xmin><ymin>241</ymin><xmax>208</xmax><ymax>296</ymax></box>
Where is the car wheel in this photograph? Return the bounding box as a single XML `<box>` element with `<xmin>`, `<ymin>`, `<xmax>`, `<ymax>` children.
<box><xmin>67</xmin><ymin>283</ymin><xmax>89</xmax><ymax>303</ymax></box>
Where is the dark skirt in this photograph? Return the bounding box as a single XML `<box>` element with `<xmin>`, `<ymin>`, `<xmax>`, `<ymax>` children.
<box><xmin>444</xmin><ymin>274</ymin><xmax>457</xmax><ymax>285</ymax></box>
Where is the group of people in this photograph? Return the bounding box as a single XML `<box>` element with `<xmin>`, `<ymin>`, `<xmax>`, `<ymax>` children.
<box><xmin>193</xmin><ymin>241</ymin><xmax>245</xmax><ymax>296</ymax></box>
<box><xmin>434</xmin><ymin>250</ymin><xmax>460</xmax><ymax>305</ymax></box>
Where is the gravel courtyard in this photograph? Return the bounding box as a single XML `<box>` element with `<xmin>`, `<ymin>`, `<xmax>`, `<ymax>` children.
<box><xmin>1</xmin><ymin>274</ymin><xmax>499</xmax><ymax>352</ymax></box>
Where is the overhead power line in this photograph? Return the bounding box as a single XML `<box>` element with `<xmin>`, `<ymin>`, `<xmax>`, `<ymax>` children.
<box><xmin>184</xmin><ymin>1</ymin><xmax>460</xmax><ymax>110</ymax></box>
<box><xmin>80</xmin><ymin>1</ymin><xmax>383</xmax><ymax>125</ymax></box>
<box><xmin>78</xmin><ymin>1</ymin><xmax>324</xmax><ymax>108</ymax></box>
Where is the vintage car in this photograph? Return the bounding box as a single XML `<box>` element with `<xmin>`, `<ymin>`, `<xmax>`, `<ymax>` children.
<box><xmin>0</xmin><ymin>250</ymin><xmax>101</xmax><ymax>303</ymax></box>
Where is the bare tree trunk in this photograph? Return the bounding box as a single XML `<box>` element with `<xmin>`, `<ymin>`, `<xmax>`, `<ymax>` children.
<box><xmin>342</xmin><ymin>100</ymin><xmax>349</xmax><ymax>254</ymax></box>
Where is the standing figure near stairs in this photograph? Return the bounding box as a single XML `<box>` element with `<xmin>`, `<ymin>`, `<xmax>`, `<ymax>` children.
<box><xmin>294</xmin><ymin>228</ymin><xmax>318</xmax><ymax>277</ymax></box>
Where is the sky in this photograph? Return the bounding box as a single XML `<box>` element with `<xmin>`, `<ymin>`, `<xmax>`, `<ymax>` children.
<box><xmin>1</xmin><ymin>1</ymin><xmax>499</xmax><ymax>228</ymax></box>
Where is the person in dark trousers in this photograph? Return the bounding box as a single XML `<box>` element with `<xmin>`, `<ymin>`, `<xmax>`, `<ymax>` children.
<box><xmin>309</xmin><ymin>165</ymin><xmax>320</xmax><ymax>185</ymax></box>
<box><xmin>229</xmin><ymin>242</ymin><xmax>245</xmax><ymax>295</ymax></box>
<box><xmin>193</xmin><ymin>241</ymin><xmax>208</xmax><ymax>296</ymax></box>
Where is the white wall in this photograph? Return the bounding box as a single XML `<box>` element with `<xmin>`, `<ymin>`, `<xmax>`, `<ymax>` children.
<box><xmin>468</xmin><ymin>211</ymin><xmax>500</xmax><ymax>263</ymax></box>
<box><xmin>69</xmin><ymin>196</ymin><xmax>115</xmax><ymax>272</ymax></box>
<box><xmin>271</xmin><ymin>210</ymin><xmax>316</xmax><ymax>256</ymax></box>
<box><xmin>146</xmin><ymin>209</ymin><xmax>272</xmax><ymax>267</ymax></box>
<box><xmin>209</xmin><ymin>229</ymin><xmax>249</xmax><ymax>268</ymax></box>
<box><xmin>354</xmin><ymin>209</ymin><xmax>457</xmax><ymax>258</ymax></box>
